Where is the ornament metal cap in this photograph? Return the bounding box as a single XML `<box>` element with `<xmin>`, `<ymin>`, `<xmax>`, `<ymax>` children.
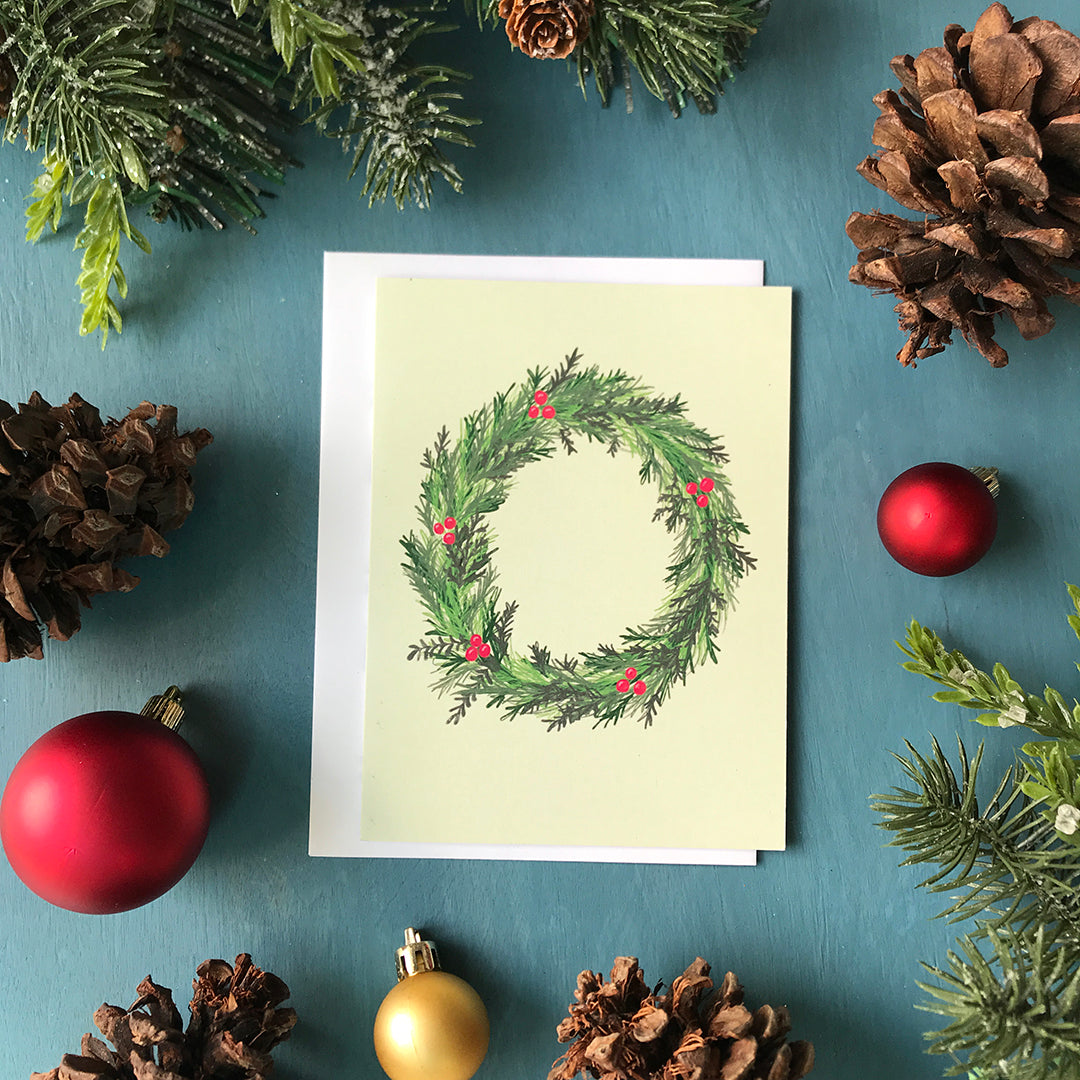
<box><xmin>395</xmin><ymin>927</ymin><xmax>440</xmax><ymax>980</ymax></box>
<box><xmin>140</xmin><ymin>686</ymin><xmax>185</xmax><ymax>731</ymax></box>
<box><xmin>968</xmin><ymin>465</ymin><xmax>1000</xmax><ymax>499</ymax></box>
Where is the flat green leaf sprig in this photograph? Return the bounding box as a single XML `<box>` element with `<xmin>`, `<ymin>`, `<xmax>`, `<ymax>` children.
<box><xmin>899</xmin><ymin>585</ymin><xmax>1080</xmax><ymax>844</ymax></box>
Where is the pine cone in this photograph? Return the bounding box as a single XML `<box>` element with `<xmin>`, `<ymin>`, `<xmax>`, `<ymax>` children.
<box><xmin>31</xmin><ymin>955</ymin><xmax>295</xmax><ymax>1080</ymax></box>
<box><xmin>549</xmin><ymin>956</ymin><xmax>814</xmax><ymax>1080</ymax></box>
<box><xmin>498</xmin><ymin>0</ymin><xmax>593</xmax><ymax>59</ymax></box>
<box><xmin>187</xmin><ymin>954</ymin><xmax>298</xmax><ymax>1077</ymax></box>
<box><xmin>847</xmin><ymin>2</ymin><xmax>1080</xmax><ymax>367</ymax></box>
<box><xmin>0</xmin><ymin>392</ymin><xmax>212</xmax><ymax>660</ymax></box>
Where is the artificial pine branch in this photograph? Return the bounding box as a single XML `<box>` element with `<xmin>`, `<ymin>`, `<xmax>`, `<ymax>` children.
<box><xmin>299</xmin><ymin>0</ymin><xmax>476</xmax><ymax>209</ymax></box>
<box><xmin>0</xmin><ymin>0</ymin><xmax>768</xmax><ymax>341</ymax></box>
<box><xmin>575</xmin><ymin>0</ymin><xmax>770</xmax><ymax>116</ymax></box>
<box><xmin>872</xmin><ymin>588</ymin><xmax>1080</xmax><ymax>1078</ymax></box>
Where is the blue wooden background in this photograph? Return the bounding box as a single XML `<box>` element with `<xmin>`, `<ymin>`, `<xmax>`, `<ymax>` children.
<box><xmin>2</xmin><ymin>1</ymin><xmax>1079</xmax><ymax>1077</ymax></box>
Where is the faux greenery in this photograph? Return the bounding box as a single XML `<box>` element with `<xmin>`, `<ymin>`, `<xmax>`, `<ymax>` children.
<box><xmin>402</xmin><ymin>350</ymin><xmax>755</xmax><ymax>730</ymax></box>
<box><xmin>873</xmin><ymin>588</ymin><xmax>1080</xmax><ymax>1079</ymax></box>
<box><xmin>0</xmin><ymin>0</ymin><xmax>768</xmax><ymax>344</ymax></box>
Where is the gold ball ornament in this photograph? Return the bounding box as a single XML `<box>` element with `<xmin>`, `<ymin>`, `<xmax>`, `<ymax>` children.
<box><xmin>373</xmin><ymin>928</ymin><xmax>490</xmax><ymax>1080</ymax></box>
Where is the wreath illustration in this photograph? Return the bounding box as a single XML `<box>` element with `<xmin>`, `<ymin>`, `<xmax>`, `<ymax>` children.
<box><xmin>402</xmin><ymin>350</ymin><xmax>756</xmax><ymax>730</ymax></box>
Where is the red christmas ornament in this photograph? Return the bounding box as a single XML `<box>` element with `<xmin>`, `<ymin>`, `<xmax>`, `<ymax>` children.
<box><xmin>632</xmin><ymin>681</ymin><xmax>647</xmax><ymax>695</ymax></box>
<box><xmin>470</xmin><ymin>634</ymin><xmax>483</xmax><ymax>646</ymax></box>
<box><xmin>0</xmin><ymin>688</ymin><xmax>209</xmax><ymax>914</ymax></box>
<box><xmin>478</xmin><ymin>643</ymin><xmax>492</xmax><ymax>659</ymax></box>
<box><xmin>444</xmin><ymin>517</ymin><xmax>457</xmax><ymax>530</ymax></box>
<box><xmin>616</xmin><ymin>679</ymin><xmax>630</xmax><ymax>693</ymax></box>
<box><xmin>696</xmin><ymin>494</ymin><xmax>709</xmax><ymax>508</ymax></box>
<box><xmin>700</xmin><ymin>477</ymin><xmax>715</xmax><ymax>493</ymax></box>
<box><xmin>443</xmin><ymin>533</ymin><xmax>456</xmax><ymax>545</ymax></box>
<box><xmin>466</xmin><ymin>646</ymin><xmax>479</xmax><ymax>662</ymax></box>
<box><xmin>877</xmin><ymin>462</ymin><xmax>999</xmax><ymax>576</ymax></box>
<box><xmin>625</xmin><ymin>667</ymin><xmax>637</xmax><ymax>680</ymax></box>
<box><xmin>542</xmin><ymin>405</ymin><xmax>556</xmax><ymax>419</ymax></box>
<box><xmin>686</xmin><ymin>482</ymin><xmax>698</xmax><ymax>495</ymax></box>
<box><xmin>528</xmin><ymin>404</ymin><xmax>540</xmax><ymax>419</ymax></box>
<box><xmin>534</xmin><ymin>390</ymin><xmax>548</xmax><ymax>405</ymax></box>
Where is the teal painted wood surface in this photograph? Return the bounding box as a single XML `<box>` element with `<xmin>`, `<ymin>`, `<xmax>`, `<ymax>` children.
<box><xmin>2</xmin><ymin>1</ymin><xmax>1079</xmax><ymax>1076</ymax></box>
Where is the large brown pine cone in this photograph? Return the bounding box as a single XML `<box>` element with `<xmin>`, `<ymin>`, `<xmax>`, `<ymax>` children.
<box><xmin>549</xmin><ymin>956</ymin><xmax>814</xmax><ymax>1080</ymax></box>
<box><xmin>847</xmin><ymin>2</ymin><xmax>1080</xmax><ymax>367</ymax></box>
<box><xmin>0</xmin><ymin>393</ymin><xmax>211</xmax><ymax>660</ymax></box>
<box><xmin>498</xmin><ymin>0</ymin><xmax>593</xmax><ymax>59</ymax></box>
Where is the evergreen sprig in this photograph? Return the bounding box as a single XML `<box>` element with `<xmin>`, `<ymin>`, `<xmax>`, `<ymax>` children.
<box><xmin>469</xmin><ymin>0</ymin><xmax>768</xmax><ymax>115</ymax></box>
<box><xmin>872</xmin><ymin>588</ymin><xmax>1080</xmax><ymax>1078</ymax></box>
<box><xmin>300</xmin><ymin>0</ymin><xmax>476</xmax><ymax>209</ymax></box>
<box><xmin>0</xmin><ymin>0</ymin><xmax>768</xmax><ymax>342</ymax></box>
<box><xmin>402</xmin><ymin>350</ymin><xmax>754</xmax><ymax>731</ymax></box>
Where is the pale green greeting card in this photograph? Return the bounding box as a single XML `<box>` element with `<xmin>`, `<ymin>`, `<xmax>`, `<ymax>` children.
<box><xmin>362</xmin><ymin>278</ymin><xmax>791</xmax><ymax>851</ymax></box>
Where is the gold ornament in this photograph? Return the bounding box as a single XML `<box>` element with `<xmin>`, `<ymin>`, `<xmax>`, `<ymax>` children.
<box><xmin>373</xmin><ymin>928</ymin><xmax>490</xmax><ymax>1080</ymax></box>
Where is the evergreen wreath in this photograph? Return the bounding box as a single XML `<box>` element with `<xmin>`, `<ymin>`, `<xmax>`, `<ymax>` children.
<box><xmin>873</xmin><ymin>588</ymin><xmax>1080</xmax><ymax>1080</ymax></box>
<box><xmin>0</xmin><ymin>0</ymin><xmax>770</xmax><ymax>346</ymax></box>
<box><xmin>401</xmin><ymin>350</ymin><xmax>756</xmax><ymax>731</ymax></box>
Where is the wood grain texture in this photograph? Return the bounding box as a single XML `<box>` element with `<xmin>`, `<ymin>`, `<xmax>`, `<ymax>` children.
<box><xmin>1</xmin><ymin>2</ymin><xmax>1079</xmax><ymax>1077</ymax></box>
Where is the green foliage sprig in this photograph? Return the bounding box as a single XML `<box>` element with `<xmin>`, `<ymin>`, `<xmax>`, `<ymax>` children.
<box><xmin>0</xmin><ymin>0</ymin><xmax>768</xmax><ymax>343</ymax></box>
<box><xmin>402</xmin><ymin>350</ymin><xmax>755</xmax><ymax>731</ymax></box>
<box><xmin>873</xmin><ymin>588</ymin><xmax>1080</xmax><ymax>1079</ymax></box>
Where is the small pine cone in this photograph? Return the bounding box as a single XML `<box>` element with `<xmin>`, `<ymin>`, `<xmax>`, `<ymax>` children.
<box><xmin>848</xmin><ymin>2</ymin><xmax>1080</xmax><ymax>367</ymax></box>
<box><xmin>0</xmin><ymin>392</ymin><xmax>212</xmax><ymax>660</ymax></box>
<box><xmin>498</xmin><ymin>0</ymin><xmax>593</xmax><ymax>59</ymax></box>
<box><xmin>549</xmin><ymin>957</ymin><xmax>813</xmax><ymax>1080</ymax></box>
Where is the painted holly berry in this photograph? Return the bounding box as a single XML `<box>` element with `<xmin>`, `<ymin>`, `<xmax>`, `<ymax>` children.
<box><xmin>542</xmin><ymin>404</ymin><xmax>556</xmax><ymax>419</ymax></box>
<box><xmin>535</xmin><ymin>390</ymin><xmax>548</xmax><ymax>405</ymax></box>
<box><xmin>444</xmin><ymin>517</ymin><xmax>457</xmax><ymax>529</ymax></box>
<box><xmin>465</xmin><ymin>646</ymin><xmax>479</xmax><ymax>662</ymax></box>
<box><xmin>696</xmin><ymin>494</ymin><xmax>709</xmax><ymax>508</ymax></box>
<box><xmin>528</xmin><ymin>404</ymin><xmax>540</xmax><ymax>419</ymax></box>
<box><xmin>443</xmin><ymin>533</ymin><xmax>456</xmax><ymax>545</ymax></box>
<box><xmin>479</xmin><ymin>643</ymin><xmax>492</xmax><ymax>658</ymax></box>
<box><xmin>700</xmin><ymin>477</ymin><xmax>715</xmax><ymax>492</ymax></box>
<box><xmin>686</xmin><ymin>482</ymin><xmax>698</xmax><ymax>495</ymax></box>
<box><xmin>625</xmin><ymin>667</ymin><xmax>637</xmax><ymax>680</ymax></box>
<box><xmin>633</xmin><ymin>681</ymin><xmax>647</xmax><ymax>695</ymax></box>
<box><xmin>470</xmin><ymin>634</ymin><xmax>483</xmax><ymax>646</ymax></box>
<box><xmin>616</xmin><ymin>679</ymin><xmax>630</xmax><ymax>693</ymax></box>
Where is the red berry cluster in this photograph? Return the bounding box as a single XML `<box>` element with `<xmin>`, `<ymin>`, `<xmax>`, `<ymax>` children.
<box><xmin>433</xmin><ymin>516</ymin><xmax>457</xmax><ymax>545</ymax></box>
<box><xmin>527</xmin><ymin>390</ymin><xmax>556</xmax><ymax>420</ymax></box>
<box><xmin>615</xmin><ymin>667</ymin><xmax>646</xmax><ymax>695</ymax></box>
<box><xmin>465</xmin><ymin>633</ymin><xmax>492</xmax><ymax>662</ymax></box>
<box><xmin>686</xmin><ymin>476</ymin><xmax>715</xmax><ymax>508</ymax></box>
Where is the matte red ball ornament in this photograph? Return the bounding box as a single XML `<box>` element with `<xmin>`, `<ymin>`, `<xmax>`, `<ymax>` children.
<box><xmin>877</xmin><ymin>462</ymin><xmax>999</xmax><ymax>577</ymax></box>
<box><xmin>0</xmin><ymin>688</ymin><xmax>210</xmax><ymax>914</ymax></box>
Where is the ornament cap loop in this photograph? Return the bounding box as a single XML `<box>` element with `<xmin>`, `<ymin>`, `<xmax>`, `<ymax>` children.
<box><xmin>968</xmin><ymin>465</ymin><xmax>1000</xmax><ymax>499</ymax></box>
<box><xmin>395</xmin><ymin>927</ymin><xmax>440</xmax><ymax>980</ymax></box>
<box><xmin>141</xmin><ymin>686</ymin><xmax>185</xmax><ymax>731</ymax></box>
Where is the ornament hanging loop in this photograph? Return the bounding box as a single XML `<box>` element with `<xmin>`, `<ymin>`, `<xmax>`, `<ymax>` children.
<box><xmin>141</xmin><ymin>686</ymin><xmax>185</xmax><ymax>731</ymax></box>
<box><xmin>968</xmin><ymin>465</ymin><xmax>1000</xmax><ymax>499</ymax></box>
<box><xmin>395</xmin><ymin>927</ymin><xmax>440</xmax><ymax>980</ymax></box>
